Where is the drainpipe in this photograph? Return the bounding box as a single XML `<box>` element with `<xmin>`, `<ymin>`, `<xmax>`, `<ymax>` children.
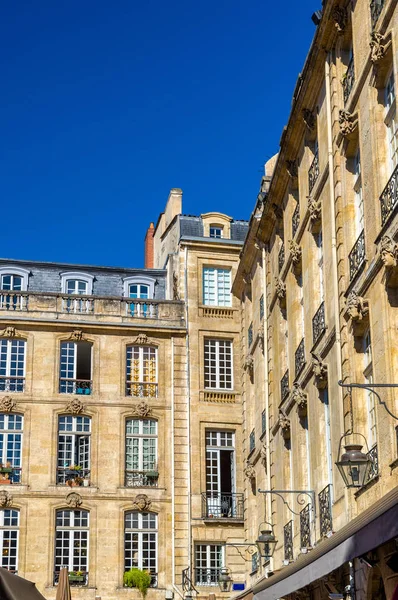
<box><xmin>184</xmin><ymin>246</ymin><xmax>192</xmax><ymax>583</ymax></box>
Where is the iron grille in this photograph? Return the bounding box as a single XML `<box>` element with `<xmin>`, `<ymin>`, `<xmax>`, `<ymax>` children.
<box><xmin>295</xmin><ymin>338</ymin><xmax>305</xmax><ymax>379</ymax></box>
<box><xmin>279</xmin><ymin>243</ymin><xmax>285</xmax><ymax>272</ymax></box>
<box><xmin>348</xmin><ymin>230</ymin><xmax>366</xmax><ymax>281</ymax></box>
<box><xmin>312</xmin><ymin>301</ymin><xmax>325</xmax><ymax>346</ymax></box>
<box><xmin>250</xmin><ymin>429</ymin><xmax>255</xmax><ymax>453</ymax></box>
<box><xmin>300</xmin><ymin>504</ymin><xmax>311</xmax><ymax>549</ymax></box>
<box><xmin>308</xmin><ymin>152</ymin><xmax>319</xmax><ymax>193</ymax></box>
<box><xmin>195</xmin><ymin>568</ymin><xmax>222</xmax><ymax>586</ymax></box>
<box><xmin>319</xmin><ymin>484</ymin><xmax>333</xmax><ymax>537</ymax></box>
<box><xmin>370</xmin><ymin>0</ymin><xmax>384</xmax><ymax>29</ymax></box>
<box><xmin>292</xmin><ymin>203</ymin><xmax>300</xmax><ymax>237</ymax></box>
<box><xmin>201</xmin><ymin>492</ymin><xmax>244</xmax><ymax>519</ymax></box>
<box><xmin>380</xmin><ymin>162</ymin><xmax>398</xmax><ymax>226</ymax></box>
<box><xmin>281</xmin><ymin>370</ymin><xmax>290</xmax><ymax>402</ymax></box>
<box><xmin>343</xmin><ymin>56</ymin><xmax>355</xmax><ymax>104</ymax></box>
<box><xmin>248</xmin><ymin>323</ymin><xmax>253</xmax><ymax>347</ymax></box>
<box><xmin>284</xmin><ymin>520</ymin><xmax>293</xmax><ymax>561</ymax></box>
<box><xmin>366</xmin><ymin>444</ymin><xmax>379</xmax><ymax>483</ymax></box>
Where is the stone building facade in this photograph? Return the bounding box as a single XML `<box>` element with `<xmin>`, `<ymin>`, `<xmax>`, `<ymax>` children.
<box><xmin>233</xmin><ymin>0</ymin><xmax>398</xmax><ymax>598</ymax></box>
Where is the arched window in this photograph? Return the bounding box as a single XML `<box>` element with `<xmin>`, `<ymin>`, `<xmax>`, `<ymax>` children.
<box><xmin>124</xmin><ymin>511</ymin><xmax>157</xmax><ymax>586</ymax></box>
<box><xmin>209</xmin><ymin>225</ymin><xmax>223</xmax><ymax>239</ymax></box>
<box><xmin>0</xmin><ymin>509</ymin><xmax>19</xmax><ymax>573</ymax></box>
<box><xmin>0</xmin><ymin>267</ymin><xmax>29</xmax><ymax>292</ymax></box>
<box><xmin>125</xmin><ymin>419</ymin><xmax>158</xmax><ymax>487</ymax></box>
<box><xmin>126</xmin><ymin>346</ymin><xmax>157</xmax><ymax>397</ymax></box>
<box><xmin>123</xmin><ymin>277</ymin><xmax>155</xmax><ymax>300</ymax></box>
<box><xmin>54</xmin><ymin>509</ymin><xmax>89</xmax><ymax>586</ymax></box>
<box><xmin>0</xmin><ymin>414</ymin><xmax>23</xmax><ymax>484</ymax></box>
<box><xmin>57</xmin><ymin>415</ymin><xmax>91</xmax><ymax>486</ymax></box>
<box><xmin>0</xmin><ymin>339</ymin><xmax>26</xmax><ymax>393</ymax></box>
<box><xmin>59</xmin><ymin>341</ymin><xmax>92</xmax><ymax>395</ymax></box>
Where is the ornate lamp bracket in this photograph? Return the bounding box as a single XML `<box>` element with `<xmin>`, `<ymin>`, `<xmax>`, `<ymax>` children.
<box><xmin>258</xmin><ymin>489</ymin><xmax>316</xmax><ymax>518</ymax></box>
<box><xmin>338</xmin><ymin>380</ymin><xmax>398</xmax><ymax>421</ymax></box>
<box><xmin>224</xmin><ymin>542</ymin><xmax>258</xmax><ymax>562</ymax></box>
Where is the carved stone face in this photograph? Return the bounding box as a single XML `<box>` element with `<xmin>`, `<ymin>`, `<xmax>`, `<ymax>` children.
<box><xmin>381</xmin><ymin>248</ymin><xmax>397</xmax><ymax>268</ymax></box>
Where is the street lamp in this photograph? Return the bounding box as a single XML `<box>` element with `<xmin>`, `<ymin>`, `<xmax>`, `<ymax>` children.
<box><xmin>218</xmin><ymin>568</ymin><xmax>232</xmax><ymax>593</ymax></box>
<box><xmin>335</xmin><ymin>434</ymin><xmax>372</xmax><ymax>489</ymax></box>
<box><xmin>256</xmin><ymin>523</ymin><xmax>277</xmax><ymax>560</ymax></box>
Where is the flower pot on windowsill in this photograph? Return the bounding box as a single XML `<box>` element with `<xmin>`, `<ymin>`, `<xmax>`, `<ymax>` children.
<box><xmin>0</xmin><ymin>478</ymin><xmax>11</xmax><ymax>485</ymax></box>
<box><xmin>68</xmin><ymin>574</ymin><xmax>85</xmax><ymax>582</ymax></box>
<box><xmin>146</xmin><ymin>470</ymin><xmax>159</xmax><ymax>478</ymax></box>
<box><xmin>0</xmin><ymin>468</ymin><xmax>13</xmax><ymax>474</ymax></box>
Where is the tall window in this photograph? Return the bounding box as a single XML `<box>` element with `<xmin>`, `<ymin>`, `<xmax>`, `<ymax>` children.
<box><xmin>385</xmin><ymin>71</ymin><xmax>398</xmax><ymax>172</ymax></box>
<box><xmin>203</xmin><ymin>268</ymin><xmax>232</xmax><ymax>307</ymax></box>
<box><xmin>124</xmin><ymin>511</ymin><xmax>157</xmax><ymax>585</ymax></box>
<box><xmin>0</xmin><ymin>340</ymin><xmax>25</xmax><ymax>393</ymax></box>
<box><xmin>209</xmin><ymin>226</ymin><xmax>223</xmax><ymax>239</ymax></box>
<box><xmin>205</xmin><ymin>431</ymin><xmax>235</xmax><ymax>517</ymax></box>
<box><xmin>363</xmin><ymin>331</ymin><xmax>377</xmax><ymax>448</ymax></box>
<box><xmin>59</xmin><ymin>342</ymin><xmax>92</xmax><ymax>395</ymax></box>
<box><xmin>195</xmin><ymin>544</ymin><xmax>224</xmax><ymax>586</ymax></box>
<box><xmin>204</xmin><ymin>340</ymin><xmax>233</xmax><ymax>390</ymax></box>
<box><xmin>55</xmin><ymin>510</ymin><xmax>89</xmax><ymax>585</ymax></box>
<box><xmin>125</xmin><ymin>419</ymin><xmax>158</xmax><ymax>487</ymax></box>
<box><xmin>315</xmin><ymin>230</ymin><xmax>324</xmax><ymax>301</ymax></box>
<box><xmin>57</xmin><ymin>416</ymin><xmax>91</xmax><ymax>485</ymax></box>
<box><xmin>0</xmin><ymin>509</ymin><xmax>19</xmax><ymax>572</ymax></box>
<box><xmin>126</xmin><ymin>346</ymin><xmax>157</xmax><ymax>398</ymax></box>
<box><xmin>354</xmin><ymin>151</ymin><xmax>364</xmax><ymax>238</ymax></box>
<box><xmin>0</xmin><ymin>414</ymin><xmax>23</xmax><ymax>484</ymax></box>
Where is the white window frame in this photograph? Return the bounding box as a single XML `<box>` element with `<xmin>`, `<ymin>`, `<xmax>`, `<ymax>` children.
<box><xmin>209</xmin><ymin>226</ymin><xmax>224</xmax><ymax>239</ymax></box>
<box><xmin>354</xmin><ymin>150</ymin><xmax>364</xmax><ymax>238</ymax></box>
<box><xmin>123</xmin><ymin>276</ymin><xmax>155</xmax><ymax>299</ymax></box>
<box><xmin>202</xmin><ymin>267</ymin><xmax>232</xmax><ymax>307</ymax></box>
<box><xmin>60</xmin><ymin>272</ymin><xmax>94</xmax><ymax>295</ymax></box>
<box><xmin>57</xmin><ymin>415</ymin><xmax>91</xmax><ymax>484</ymax></box>
<box><xmin>126</xmin><ymin>346</ymin><xmax>158</xmax><ymax>398</ymax></box>
<box><xmin>125</xmin><ymin>419</ymin><xmax>158</xmax><ymax>487</ymax></box>
<box><xmin>54</xmin><ymin>509</ymin><xmax>89</xmax><ymax>579</ymax></box>
<box><xmin>124</xmin><ymin>511</ymin><xmax>158</xmax><ymax>578</ymax></box>
<box><xmin>204</xmin><ymin>339</ymin><xmax>233</xmax><ymax>390</ymax></box>
<box><xmin>0</xmin><ymin>414</ymin><xmax>23</xmax><ymax>483</ymax></box>
<box><xmin>59</xmin><ymin>341</ymin><xmax>92</xmax><ymax>394</ymax></box>
<box><xmin>363</xmin><ymin>330</ymin><xmax>377</xmax><ymax>448</ymax></box>
<box><xmin>0</xmin><ymin>268</ymin><xmax>29</xmax><ymax>292</ymax></box>
<box><xmin>195</xmin><ymin>543</ymin><xmax>225</xmax><ymax>586</ymax></box>
<box><xmin>315</xmin><ymin>230</ymin><xmax>324</xmax><ymax>301</ymax></box>
<box><xmin>0</xmin><ymin>509</ymin><xmax>19</xmax><ymax>572</ymax></box>
<box><xmin>385</xmin><ymin>70</ymin><xmax>398</xmax><ymax>173</ymax></box>
<box><xmin>0</xmin><ymin>339</ymin><xmax>26</xmax><ymax>393</ymax></box>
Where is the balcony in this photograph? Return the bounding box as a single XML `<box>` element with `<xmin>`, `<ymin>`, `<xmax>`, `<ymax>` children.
<box><xmin>0</xmin><ymin>377</ymin><xmax>25</xmax><ymax>393</ymax></box>
<box><xmin>278</xmin><ymin>243</ymin><xmax>285</xmax><ymax>272</ymax></box>
<box><xmin>195</xmin><ymin>568</ymin><xmax>221</xmax><ymax>586</ymax></box>
<box><xmin>125</xmin><ymin>470</ymin><xmax>159</xmax><ymax>487</ymax></box>
<box><xmin>292</xmin><ymin>203</ymin><xmax>300</xmax><ymax>237</ymax></box>
<box><xmin>308</xmin><ymin>153</ymin><xmax>319</xmax><ymax>194</ymax></box>
<box><xmin>281</xmin><ymin>370</ymin><xmax>290</xmax><ymax>402</ymax></box>
<box><xmin>0</xmin><ymin>291</ymin><xmax>185</xmax><ymax>328</ymax></box>
<box><xmin>126</xmin><ymin>382</ymin><xmax>158</xmax><ymax>398</ymax></box>
<box><xmin>295</xmin><ymin>338</ymin><xmax>306</xmax><ymax>379</ymax></box>
<box><xmin>201</xmin><ymin>492</ymin><xmax>244</xmax><ymax>520</ymax></box>
<box><xmin>349</xmin><ymin>230</ymin><xmax>366</xmax><ymax>281</ymax></box>
<box><xmin>366</xmin><ymin>444</ymin><xmax>379</xmax><ymax>483</ymax></box>
<box><xmin>380</xmin><ymin>163</ymin><xmax>398</xmax><ymax>226</ymax></box>
<box><xmin>312</xmin><ymin>301</ymin><xmax>325</xmax><ymax>346</ymax></box>
<box><xmin>284</xmin><ymin>520</ymin><xmax>294</xmax><ymax>562</ymax></box>
<box><xmin>319</xmin><ymin>484</ymin><xmax>333</xmax><ymax>538</ymax></box>
<box><xmin>370</xmin><ymin>0</ymin><xmax>384</xmax><ymax>29</ymax></box>
<box><xmin>300</xmin><ymin>504</ymin><xmax>311</xmax><ymax>549</ymax></box>
<box><xmin>343</xmin><ymin>57</ymin><xmax>355</xmax><ymax>104</ymax></box>
<box><xmin>59</xmin><ymin>379</ymin><xmax>92</xmax><ymax>395</ymax></box>
<box><xmin>54</xmin><ymin>571</ymin><xmax>88</xmax><ymax>587</ymax></box>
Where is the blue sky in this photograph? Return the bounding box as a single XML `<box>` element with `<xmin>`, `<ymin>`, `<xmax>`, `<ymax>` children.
<box><xmin>1</xmin><ymin>0</ymin><xmax>317</xmax><ymax>267</ymax></box>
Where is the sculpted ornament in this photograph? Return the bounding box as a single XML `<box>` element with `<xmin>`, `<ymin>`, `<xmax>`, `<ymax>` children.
<box><xmin>0</xmin><ymin>327</ymin><xmax>19</xmax><ymax>339</ymax></box>
<box><xmin>244</xmin><ymin>355</ymin><xmax>254</xmax><ymax>377</ymax></box>
<box><xmin>66</xmin><ymin>492</ymin><xmax>83</xmax><ymax>508</ymax></box>
<box><xmin>132</xmin><ymin>401</ymin><xmax>152</xmax><ymax>418</ymax></box>
<box><xmin>312</xmin><ymin>353</ymin><xmax>328</xmax><ymax>389</ymax></box>
<box><xmin>332</xmin><ymin>6</ymin><xmax>347</xmax><ymax>33</ymax></box>
<box><xmin>132</xmin><ymin>494</ymin><xmax>152</xmax><ymax>512</ymax></box>
<box><xmin>308</xmin><ymin>197</ymin><xmax>322</xmax><ymax>223</ymax></box>
<box><xmin>274</xmin><ymin>278</ymin><xmax>286</xmax><ymax>300</ymax></box>
<box><xmin>370</xmin><ymin>32</ymin><xmax>387</xmax><ymax>63</ymax></box>
<box><xmin>380</xmin><ymin>236</ymin><xmax>398</xmax><ymax>268</ymax></box>
<box><xmin>286</xmin><ymin>160</ymin><xmax>298</xmax><ymax>179</ymax></box>
<box><xmin>69</xmin><ymin>329</ymin><xmax>85</xmax><ymax>341</ymax></box>
<box><xmin>346</xmin><ymin>291</ymin><xmax>369</xmax><ymax>321</ymax></box>
<box><xmin>291</xmin><ymin>383</ymin><xmax>307</xmax><ymax>418</ymax></box>
<box><xmin>258</xmin><ymin>323</ymin><xmax>265</xmax><ymax>353</ymax></box>
<box><xmin>244</xmin><ymin>461</ymin><xmax>256</xmax><ymax>481</ymax></box>
<box><xmin>288</xmin><ymin>240</ymin><xmax>302</xmax><ymax>266</ymax></box>
<box><xmin>339</xmin><ymin>110</ymin><xmax>358</xmax><ymax>137</ymax></box>
<box><xmin>132</xmin><ymin>333</ymin><xmax>149</xmax><ymax>345</ymax></box>
<box><xmin>302</xmin><ymin>108</ymin><xmax>315</xmax><ymax>130</ymax></box>
<box><xmin>0</xmin><ymin>396</ymin><xmax>16</xmax><ymax>413</ymax></box>
<box><xmin>260</xmin><ymin>444</ymin><xmax>267</xmax><ymax>469</ymax></box>
<box><xmin>0</xmin><ymin>491</ymin><xmax>12</xmax><ymax>508</ymax></box>
<box><xmin>66</xmin><ymin>398</ymin><xmax>84</xmax><ymax>415</ymax></box>
<box><xmin>278</xmin><ymin>413</ymin><xmax>291</xmax><ymax>440</ymax></box>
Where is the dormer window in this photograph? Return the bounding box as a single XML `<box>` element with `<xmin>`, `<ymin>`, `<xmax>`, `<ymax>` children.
<box><xmin>61</xmin><ymin>272</ymin><xmax>94</xmax><ymax>296</ymax></box>
<box><xmin>67</xmin><ymin>280</ymin><xmax>88</xmax><ymax>295</ymax></box>
<box><xmin>209</xmin><ymin>226</ymin><xmax>223</xmax><ymax>239</ymax></box>
<box><xmin>0</xmin><ymin>267</ymin><xmax>29</xmax><ymax>292</ymax></box>
<box><xmin>129</xmin><ymin>284</ymin><xmax>149</xmax><ymax>299</ymax></box>
<box><xmin>123</xmin><ymin>277</ymin><xmax>155</xmax><ymax>300</ymax></box>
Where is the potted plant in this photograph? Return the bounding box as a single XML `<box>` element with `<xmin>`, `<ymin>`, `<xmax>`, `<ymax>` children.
<box><xmin>68</xmin><ymin>570</ymin><xmax>85</xmax><ymax>583</ymax></box>
<box><xmin>67</xmin><ymin>476</ymin><xmax>83</xmax><ymax>487</ymax></box>
<box><xmin>123</xmin><ymin>568</ymin><xmax>152</xmax><ymax>598</ymax></box>
<box><xmin>0</xmin><ymin>463</ymin><xmax>13</xmax><ymax>475</ymax></box>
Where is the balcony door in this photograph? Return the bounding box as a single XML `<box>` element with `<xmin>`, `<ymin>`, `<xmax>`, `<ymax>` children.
<box><xmin>205</xmin><ymin>431</ymin><xmax>235</xmax><ymax>517</ymax></box>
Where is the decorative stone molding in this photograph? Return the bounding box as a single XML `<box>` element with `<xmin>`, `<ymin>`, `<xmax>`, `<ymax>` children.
<box><xmin>286</xmin><ymin>160</ymin><xmax>298</xmax><ymax>179</ymax></box>
<box><xmin>278</xmin><ymin>413</ymin><xmax>291</xmax><ymax>440</ymax></box>
<box><xmin>244</xmin><ymin>461</ymin><xmax>256</xmax><ymax>481</ymax></box>
<box><xmin>242</xmin><ymin>271</ymin><xmax>252</xmax><ymax>285</ymax></box>
<box><xmin>302</xmin><ymin>108</ymin><xmax>315</xmax><ymax>131</ymax></box>
<box><xmin>0</xmin><ymin>491</ymin><xmax>12</xmax><ymax>508</ymax></box>
<box><xmin>311</xmin><ymin>353</ymin><xmax>328</xmax><ymax>389</ymax></box>
<box><xmin>260</xmin><ymin>444</ymin><xmax>267</xmax><ymax>469</ymax></box>
<box><xmin>288</xmin><ymin>239</ymin><xmax>302</xmax><ymax>269</ymax></box>
<box><xmin>254</xmin><ymin>237</ymin><xmax>265</xmax><ymax>251</ymax></box>
<box><xmin>291</xmin><ymin>383</ymin><xmax>307</xmax><ymax>418</ymax></box>
<box><xmin>132</xmin><ymin>333</ymin><xmax>150</xmax><ymax>345</ymax></box>
<box><xmin>132</xmin><ymin>494</ymin><xmax>152</xmax><ymax>512</ymax></box>
<box><xmin>380</xmin><ymin>236</ymin><xmax>398</xmax><ymax>268</ymax></box>
<box><xmin>339</xmin><ymin>110</ymin><xmax>358</xmax><ymax>137</ymax></box>
<box><xmin>308</xmin><ymin>197</ymin><xmax>322</xmax><ymax>224</ymax></box>
<box><xmin>0</xmin><ymin>327</ymin><xmax>20</xmax><ymax>339</ymax></box>
<box><xmin>274</xmin><ymin>278</ymin><xmax>286</xmax><ymax>300</ymax></box>
<box><xmin>68</xmin><ymin>329</ymin><xmax>85</xmax><ymax>341</ymax></box>
<box><xmin>173</xmin><ymin>273</ymin><xmax>179</xmax><ymax>301</ymax></box>
<box><xmin>66</xmin><ymin>492</ymin><xmax>83</xmax><ymax>508</ymax></box>
<box><xmin>258</xmin><ymin>323</ymin><xmax>265</xmax><ymax>353</ymax></box>
<box><xmin>0</xmin><ymin>396</ymin><xmax>16</xmax><ymax>413</ymax></box>
<box><xmin>65</xmin><ymin>398</ymin><xmax>84</xmax><ymax>415</ymax></box>
<box><xmin>346</xmin><ymin>291</ymin><xmax>369</xmax><ymax>322</ymax></box>
<box><xmin>244</xmin><ymin>355</ymin><xmax>254</xmax><ymax>377</ymax></box>
<box><xmin>370</xmin><ymin>32</ymin><xmax>388</xmax><ymax>63</ymax></box>
<box><xmin>131</xmin><ymin>401</ymin><xmax>152</xmax><ymax>418</ymax></box>
<box><xmin>332</xmin><ymin>6</ymin><xmax>347</xmax><ymax>33</ymax></box>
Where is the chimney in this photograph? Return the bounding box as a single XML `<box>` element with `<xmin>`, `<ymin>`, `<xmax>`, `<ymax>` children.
<box><xmin>144</xmin><ymin>222</ymin><xmax>155</xmax><ymax>268</ymax></box>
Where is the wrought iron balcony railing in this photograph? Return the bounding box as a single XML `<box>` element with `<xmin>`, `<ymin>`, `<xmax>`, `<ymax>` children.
<box><xmin>370</xmin><ymin>0</ymin><xmax>384</xmax><ymax>29</ymax></box>
<box><xmin>261</xmin><ymin>409</ymin><xmax>266</xmax><ymax>436</ymax></box>
<box><xmin>0</xmin><ymin>377</ymin><xmax>25</xmax><ymax>393</ymax></box>
<box><xmin>201</xmin><ymin>492</ymin><xmax>244</xmax><ymax>519</ymax></box>
<box><xmin>300</xmin><ymin>504</ymin><xmax>311</xmax><ymax>549</ymax></box>
<box><xmin>54</xmin><ymin>571</ymin><xmax>88</xmax><ymax>586</ymax></box>
<box><xmin>284</xmin><ymin>520</ymin><xmax>294</xmax><ymax>561</ymax></box>
<box><xmin>126</xmin><ymin>381</ymin><xmax>158</xmax><ymax>398</ymax></box>
<box><xmin>125</xmin><ymin>470</ymin><xmax>159</xmax><ymax>487</ymax></box>
<box><xmin>380</xmin><ymin>162</ymin><xmax>398</xmax><ymax>226</ymax></box>
<box><xmin>349</xmin><ymin>230</ymin><xmax>366</xmax><ymax>281</ymax></box>
<box><xmin>343</xmin><ymin>56</ymin><xmax>355</xmax><ymax>104</ymax></box>
<box><xmin>281</xmin><ymin>370</ymin><xmax>290</xmax><ymax>402</ymax></box>
<box><xmin>295</xmin><ymin>338</ymin><xmax>306</xmax><ymax>379</ymax></box>
<box><xmin>59</xmin><ymin>379</ymin><xmax>92</xmax><ymax>395</ymax></box>
<box><xmin>125</xmin><ymin>300</ymin><xmax>159</xmax><ymax>319</ymax></box>
<box><xmin>57</xmin><ymin>467</ymin><xmax>90</xmax><ymax>486</ymax></box>
<box><xmin>279</xmin><ymin>243</ymin><xmax>285</xmax><ymax>272</ymax></box>
<box><xmin>249</xmin><ymin>429</ymin><xmax>255</xmax><ymax>453</ymax></box>
<box><xmin>319</xmin><ymin>484</ymin><xmax>333</xmax><ymax>538</ymax></box>
<box><xmin>62</xmin><ymin>296</ymin><xmax>94</xmax><ymax>314</ymax></box>
<box><xmin>195</xmin><ymin>567</ymin><xmax>222</xmax><ymax>586</ymax></box>
<box><xmin>292</xmin><ymin>203</ymin><xmax>300</xmax><ymax>237</ymax></box>
<box><xmin>366</xmin><ymin>444</ymin><xmax>379</xmax><ymax>483</ymax></box>
<box><xmin>308</xmin><ymin>152</ymin><xmax>320</xmax><ymax>194</ymax></box>
<box><xmin>0</xmin><ymin>292</ymin><xmax>28</xmax><ymax>311</ymax></box>
<box><xmin>312</xmin><ymin>301</ymin><xmax>326</xmax><ymax>346</ymax></box>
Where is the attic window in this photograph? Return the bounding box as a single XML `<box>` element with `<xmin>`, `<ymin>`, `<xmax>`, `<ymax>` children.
<box><xmin>209</xmin><ymin>226</ymin><xmax>223</xmax><ymax>239</ymax></box>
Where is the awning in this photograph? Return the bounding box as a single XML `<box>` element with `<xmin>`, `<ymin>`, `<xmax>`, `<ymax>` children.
<box><xmin>0</xmin><ymin>568</ymin><xmax>46</xmax><ymax>600</ymax></box>
<box><xmin>253</xmin><ymin>486</ymin><xmax>398</xmax><ymax>600</ymax></box>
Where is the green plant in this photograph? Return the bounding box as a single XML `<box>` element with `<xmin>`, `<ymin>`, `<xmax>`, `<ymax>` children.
<box><xmin>70</xmin><ymin>465</ymin><xmax>82</xmax><ymax>471</ymax></box>
<box><xmin>123</xmin><ymin>568</ymin><xmax>152</xmax><ymax>597</ymax></box>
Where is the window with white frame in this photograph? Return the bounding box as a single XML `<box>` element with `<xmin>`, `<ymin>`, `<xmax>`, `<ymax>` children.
<box><xmin>0</xmin><ymin>267</ymin><xmax>29</xmax><ymax>292</ymax></box>
<box><xmin>202</xmin><ymin>268</ymin><xmax>232</xmax><ymax>307</ymax></box>
<box><xmin>59</xmin><ymin>342</ymin><xmax>92</xmax><ymax>395</ymax></box>
<box><xmin>123</xmin><ymin>277</ymin><xmax>155</xmax><ymax>299</ymax></box>
<box><xmin>124</xmin><ymin>511</ymin><xmax>157</xmax><ymax>585</ymax></box>
<box><xmin>0</xmin><ymin>340</ymin><xmax>26</xmax><ymax>393</ymax></box>
<box><xmin>363</xmin><ymin>331</ymin><xmax>377</xmax><ymax>448</ymax></box>
<box><xmin>354</xmin><ymin>150</ymin><xmax>364</xmax><ymax>238</ymax></box>
<box><xmin>385</xmin><ymin>71</ymin><xmax>398</xmax><ymax>173</ymax></box>
<box><xmin>204</xmin><ymin>339</ymin><xmax>233</xmax><ymax>390</ymax></box>
<box><xmin>209</xmin><ymin>226</ymin><xmax>223</xmax><ymax>239</ymax></box>
<box><xmin>57</xmin><ymin>415</ymin><xmax>91</xmax><ymax>485</ymax></box>
<box><xmin>125</xmin><ymin>419</ymin><xmax>158</xmax><ymax>487</ymax></box>
<box><xmin>126</xmin><ymin>346</ymin><xmax>158</xmax><ymax>397</ymax></box>
<box><xmin>195</xmin><ymin>544</ymin><xmax>224</xmax><ymax>586</ymax></box>
<box><xmin>315</xmin><ymin>230</ymin><xmax>324</xmax><ymax>301</ymax></box>
<box><xmin>54</xmin><ymin>510</ymin><xmax>89</xmax><ymax>584</ymax></box>
<box><xmin>0</xmin><ymin>414</ymin><xmax>23</xmax><ymax>484</ymax></box>
<box><xmin>205</xmin><ymin>431</ymin><xmax>235</xmax><ymax>517</ymax></box>
<box><xmin>0</xmin><ymin>509</ymin><xmax>19</xmax><ymax>572</ymax></box>
<box><xmin>60</xmin><ymin>272</ymin><xmax>94</xmax><ymax>296</ymax></box>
